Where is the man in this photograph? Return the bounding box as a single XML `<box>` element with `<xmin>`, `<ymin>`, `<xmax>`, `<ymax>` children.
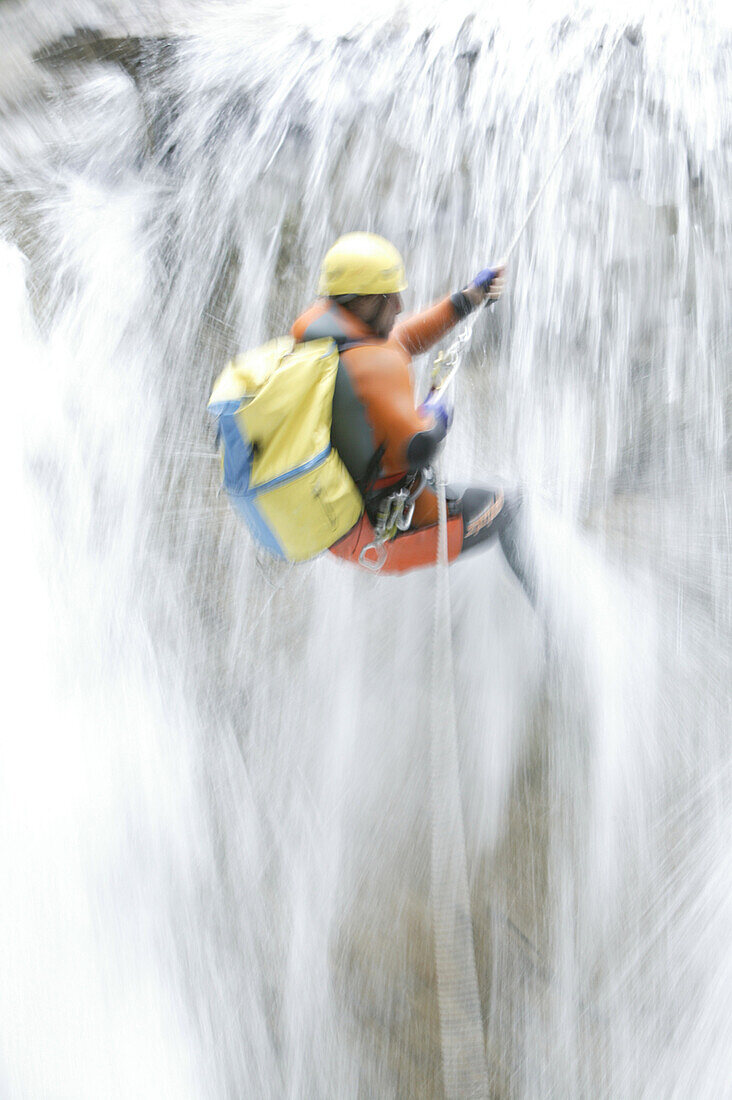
<box><xmin>291</xmin><ymin>232</ymin><xmax>532</xmax><ymax>596</ymax></box>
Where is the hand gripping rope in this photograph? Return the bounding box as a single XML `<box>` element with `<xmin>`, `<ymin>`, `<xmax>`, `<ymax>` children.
<box><xmin>429</xmin><ymin>33</ymin><xmax>622</xmax><ymax>1100</ymax></box>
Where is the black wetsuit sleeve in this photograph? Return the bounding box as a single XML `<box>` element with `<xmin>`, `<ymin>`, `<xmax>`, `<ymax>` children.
<box><xmin>405</xmin><ymin>419</ymin><xmax>448</xmax><ymax>470</ymax></box>
<box><xmin>330</xmin><ymin>361</ymin><xmax>378</xmax><ymax>491</ymax></box>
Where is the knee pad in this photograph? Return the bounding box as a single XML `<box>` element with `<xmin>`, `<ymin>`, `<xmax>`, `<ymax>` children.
<box><xmin>460</xmin><ymin>486</ymin><xmax>506</xmax><ymax>547</ymax></box>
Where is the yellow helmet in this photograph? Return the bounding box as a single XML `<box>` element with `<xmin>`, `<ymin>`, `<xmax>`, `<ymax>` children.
<box><xmin>318</xmin><ymin>232</ymin><xmax>407</xmax><ymax>297</ymax></box>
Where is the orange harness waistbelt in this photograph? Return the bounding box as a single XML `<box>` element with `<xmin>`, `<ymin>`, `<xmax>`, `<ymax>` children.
<box><xmin>329</xmin><ymin>510</ymin><xmax>463</xmax><ymax>574</ymax></box>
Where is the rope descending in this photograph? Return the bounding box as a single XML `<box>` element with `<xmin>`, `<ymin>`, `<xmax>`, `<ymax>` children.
<box><xmin>430</xmin><ymin>460</ymin><xmax>489</xmax><ymax>1099</ymax></box>
<box><xmin>428</xmin><ymin>33</ymin><xmax>622</xmax><ymax>1098</ymax></box>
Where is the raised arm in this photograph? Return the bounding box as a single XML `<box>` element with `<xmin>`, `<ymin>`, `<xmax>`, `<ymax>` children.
<box><xmin>391</xmin><ymin>296</ymin><xmax>459</xmax><ymax>356</ymax></box>
<box><xmin>393</xmin><ymin>264</ymin><xmax>506</xmax><ymax>356</ymax></box>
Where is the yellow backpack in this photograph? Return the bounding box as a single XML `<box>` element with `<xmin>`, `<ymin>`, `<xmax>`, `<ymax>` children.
<box><xmin>208</xmin><ymin>337</ymin><xmax>364</xmax><ymax>561</ymax></box>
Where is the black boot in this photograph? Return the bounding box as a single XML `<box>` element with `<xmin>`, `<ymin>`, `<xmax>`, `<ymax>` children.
<box><xmin>496</xmin><ymin>496</ymin><xmax>537</xmax><ymax>607</ymax></box>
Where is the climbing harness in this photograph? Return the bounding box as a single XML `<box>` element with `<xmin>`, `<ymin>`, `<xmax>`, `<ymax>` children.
<box><xmin>358</xmin><ymin>471</ymin><xmax>428</xmax><ymax>571</ymax></box>
<box><xmin>429</xmin><ymin>33</ymin><xmax>623</xmax><ymax>1100</ymax></box>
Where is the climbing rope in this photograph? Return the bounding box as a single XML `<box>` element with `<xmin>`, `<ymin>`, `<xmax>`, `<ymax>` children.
<box><xmin>430</xmin><ymin>456</ymin><xmax>489</xmax><ymax>1098</ymax></box>
<box><xmin>431</xmin><ymin>31</ymin><xmax>623</xmax><ymax>397</ymax></box>
<box><xmin>429</xmin><ymin>33</ymin><xmax>622</xmax><ymax>1099</ymax></box>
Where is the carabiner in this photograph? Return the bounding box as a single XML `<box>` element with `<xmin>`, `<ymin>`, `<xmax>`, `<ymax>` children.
<box><xmin>359</xmin><ymin>540</ymin><xmax>388</xmax><ymax>573</ymax></box>
<box><xmin>396</xmin><ymin>497</ymin><xmax>415</xmax><ymax>531</ymax></box>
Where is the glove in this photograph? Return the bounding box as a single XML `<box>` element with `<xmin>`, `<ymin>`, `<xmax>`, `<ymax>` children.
<box><xmin>472</xmin><ymin>266</ymin><xmax>497</xmax><ymax>290</ymax></box>
<box><xmin>419</xmin><ymin>387</ymin><xmax>454</xmax><ymax>432</ymax></box>
<box><xmin>470</xmin><ymin>263</ymin><xmax>505</xmax><ymax>305</ymax></box>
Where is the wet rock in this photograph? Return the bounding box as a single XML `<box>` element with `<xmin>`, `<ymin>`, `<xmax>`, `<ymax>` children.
<box><xmin>33</xmin><ymin>28</ymin><xmax>184</xmax><ymax>164</ymax></box>
<box><xmin>33</xmin><ymin>27</ymin><xmax>178</xmax><ymax>86</ymax></box>
<box><xmin>623</xmin><ymin>24</ymin><xmax>643</xmax><ymax>47</ymax></box>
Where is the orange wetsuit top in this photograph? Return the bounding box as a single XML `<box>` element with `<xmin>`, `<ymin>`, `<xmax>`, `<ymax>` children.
<box><xmin>291</xmin><ymin>294</ymin><xmax>469</xmax><ymax>529</ymax></box>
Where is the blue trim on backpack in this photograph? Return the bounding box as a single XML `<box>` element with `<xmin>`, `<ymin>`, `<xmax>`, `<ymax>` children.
<box><xmin>250</xmin><ymin>445</ymin><xmax>331</xmax><ymax>495</ymax></box>
<box><xmin>209</xmin><ymin>400</ymin><xmax>286</xmax><ymax>557</ymax></box>
<box><xmin>209</xmin><ymin>401</ymin><xmax>252</xmax><ymax>493</ymax></box>
<box><xmin>210</xmin><ymin>404</ymin><xmax>334</xmax><ymax>560</ymax></box>
<box><xmin>228</xmin><ymin>493</ymin><xmax>287</xmax><ymax>559</ymax></box>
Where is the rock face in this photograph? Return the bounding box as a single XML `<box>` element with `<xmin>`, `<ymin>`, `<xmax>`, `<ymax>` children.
<box><xmin>33</xmin><ymin>27</ymin><xmax>179</xmax><ymax>83</ymax></box>
<box><xmin>0</xmin><ymin>1</ymin><xmax>194</xmax><ymax>108</ymax></box>
<box><xmin>32</xmin><ymin>28</ymin><xmax>184</xmax><ymax>161</ymax></box>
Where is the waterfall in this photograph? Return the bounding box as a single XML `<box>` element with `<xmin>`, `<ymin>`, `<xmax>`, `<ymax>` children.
<box><xmin>1</xmin><ymin>1</ymin><xmax>729</xmax><ymax>1096</ymax></box>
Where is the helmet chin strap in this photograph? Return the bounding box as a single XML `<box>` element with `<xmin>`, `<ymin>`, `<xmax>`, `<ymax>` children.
<box><xmin>333</xmin><ymin>292</ymin><xmax>390</xmax><ymax>335</ymax></box>
<box><xmin>365</xmin><ymin>293</ymin><xmax>388</xmax><ymax>333</ymax></box>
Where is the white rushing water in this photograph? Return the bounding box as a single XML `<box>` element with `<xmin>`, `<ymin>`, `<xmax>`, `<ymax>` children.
<box><xmin>0</xmin><ymin>1</ymin><xmax>730</xmax><ymax>1096</ymax></box>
